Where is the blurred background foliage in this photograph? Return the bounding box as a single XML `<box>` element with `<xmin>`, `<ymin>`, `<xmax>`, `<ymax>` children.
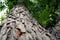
<box><xmin>24</xmin><ymin>0</ymin><xmax>60</xmax><ymax>27</ymax></box>
<box><xmin>0</xmin><ymin>0</ymin><xmax>60</xmax><ymax>27</ymax></box>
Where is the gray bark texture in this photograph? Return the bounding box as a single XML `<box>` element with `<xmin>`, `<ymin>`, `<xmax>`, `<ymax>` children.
<box><xmin>47</xmin><ymin>12</ymin><xmax>60</xmax><ymax>40</ymax></box>
<box><xmin>0</xmin><ymin>4</ymin><xmax>56</xmax><ymax>40</ymax></box>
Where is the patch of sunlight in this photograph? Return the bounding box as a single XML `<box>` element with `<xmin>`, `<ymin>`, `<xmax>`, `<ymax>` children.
<box><xmin>0</xmin><ymin>7</ymin><xmax>9</xmax><ymax>24</ymax></box>
<box><xmin>30</xmin><ymin>0</ymin><xmax>38</xmax><ymax>3</ymax></box>
<box><xmin>0</xmin><ymin>0</ymin><xmax>9</xmax><ymax>24</ymax></box>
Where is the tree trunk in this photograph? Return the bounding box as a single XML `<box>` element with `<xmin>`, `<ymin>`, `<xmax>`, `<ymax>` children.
<box><xmin>46</xmin><ymin>12</ymin><xmax>60</xmax><ymax>40</ymax></box>
<box><xmin>0</xmin><ymin>4</ymin><xmax>56</xmax><ymax>40</ymax></box>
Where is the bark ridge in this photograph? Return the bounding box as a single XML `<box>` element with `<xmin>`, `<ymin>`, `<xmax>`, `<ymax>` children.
<box><xmin>0</xmin><ymin>4</ymin><xmax>56</xmax><ymax>40</ymax></box>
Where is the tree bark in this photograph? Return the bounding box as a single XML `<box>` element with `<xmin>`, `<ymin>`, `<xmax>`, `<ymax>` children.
<box><xmin>0</xmin><ymin>4</ymin><xmax>56</xmax><ymax>40</ymax></box>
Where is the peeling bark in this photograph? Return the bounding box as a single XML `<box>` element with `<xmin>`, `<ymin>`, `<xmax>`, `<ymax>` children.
<box><xmin>0</xmin><ymin>4</ymin><xmax>56</xmax><ymax>40</ymax></box>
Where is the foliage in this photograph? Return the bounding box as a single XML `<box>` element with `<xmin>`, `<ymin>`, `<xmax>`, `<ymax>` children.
<box><xmin>0</xmin><ymin>0</ymin><xmax>60</xmax><ymax>27</ymax></box>
<box><xmin>24</xmin><ymin>0</ymin><xmax>59</xmax><ymax>27</ymax></box>
<box><xmin>0</xmin><ymin>1</ymin><xmax>5</xmax><ymax>11</ymax></box>
<box><xmin>0</xmin><ymin>0</ymin><xmax>24</xmax><ymax>23</ymax></box>
<box><xmin>5</xmin><ymin>0</ymin><xmax>24</xmax><ymax>9</ymax></box>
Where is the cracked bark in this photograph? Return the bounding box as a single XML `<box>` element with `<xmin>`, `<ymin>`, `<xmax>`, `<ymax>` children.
<box><xmin>0</xmin><ymin>4</ymin><xmax>56</xmax><ymax>40</ymax></box>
